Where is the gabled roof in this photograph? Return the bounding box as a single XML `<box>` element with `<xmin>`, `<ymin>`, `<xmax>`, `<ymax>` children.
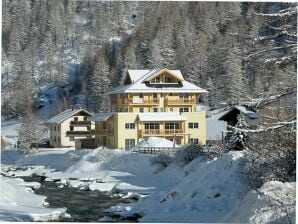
<box><xmin>89</xmin><ymin>113</ymin><xmax>114</xmax><ymax>122</ymax></box>
<box><xmin>144</xmin><ymin>68</ymin><xmax>184</xmax><ymax>82</ymax></box>
<box><xmin>138</xmin><ymin>112</ymin><xmax>186</xmax><ymax>122</ymax></box>
<box><xmin>47</xmin><ymin>109</ymin><xmax>92</xmax><ymax>124</ymax></box>
<box><xmin>218</xmin><ymin>106</ymin><xmax>257</xmax><ymax>121</ymax></box>
<box><xmin>108</xmin><ymin>69</ymin><xmax>207</xmax><ymax>94</ymax></box>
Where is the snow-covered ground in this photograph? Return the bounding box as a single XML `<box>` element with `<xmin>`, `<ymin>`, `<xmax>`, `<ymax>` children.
<box><xmin>0</xmin><ymin>121</ymin><xmax>295</xmax><ymax>223</ymax></box>
<box><xmin>1</xmin><ymin>119</ymin><xmax>21</xmax><ymax>148</ymax></box>
<box><xmin>0</xmin><ymin>176</ymin><xmax>67</xmax><ymax>221</ymax></box>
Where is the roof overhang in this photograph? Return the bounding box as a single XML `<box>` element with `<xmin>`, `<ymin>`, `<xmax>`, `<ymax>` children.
<box><xmin>89</xmin><ymin>113</ymin><xmax>114</xmax><ymax>122</ymax></box>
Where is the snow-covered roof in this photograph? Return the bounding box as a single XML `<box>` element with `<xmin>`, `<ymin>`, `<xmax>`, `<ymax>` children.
<box><xmin>132</xmin><ymin>137</ymin><xmax>176</xmax><ymax>149</ymax></box>
<box><xmin>89</xmin><ymin>113</ymin><xmax>114</xmax><ymax>122</ymax></box>
<box><xmin>47</xmin><ymin>109</ymin><xmax>92</xmax><ymax>124</ymax></box>
<box><xmin>138</xmin><ymin>112</ymin><xmax>186</xmax><ymax>122</ymax></box>
<box><xmin>234</xmin><ymin>106</ymin><xmax>258</xmax><ymax>119</ymax></box>
<box><xmin>108</xmin><ymin>69</ymin><xmax>207</xmax><ymax>94</ymax></box>
<box><xmin>218</xmin><ymin>106</ymin><xmax>258</xmax><ymax>120</ymax></box>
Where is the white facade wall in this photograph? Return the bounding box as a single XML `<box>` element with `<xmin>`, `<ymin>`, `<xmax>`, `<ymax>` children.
<box><xmin>49</xmin><ymin>114</ymin><xmax>95</xmax><ymax>148</ymax></box>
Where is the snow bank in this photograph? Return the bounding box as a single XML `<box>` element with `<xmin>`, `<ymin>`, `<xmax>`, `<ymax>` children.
<box><xmin>222</xmin><ymin>181</ymin><xmax>296</xmax><ymax>224</ymax></box>
<box><xmin>1</xmin><ymin>119</ymin><xmax>21</xmax><ymax>147</ymax></box>
<box><xmin>0</xmin><ymin>176</ymin><xmax>67</xmax><ymax>221</ymax></box>
<box><xmin>113</xmin><ymin>152</ymin><xmax>248</xmax><ymax>222</ymax></box>
<box><xmin>1</xmin><ymin>145</ymin><xmax>294</xmax><ymax>223</ymax></box>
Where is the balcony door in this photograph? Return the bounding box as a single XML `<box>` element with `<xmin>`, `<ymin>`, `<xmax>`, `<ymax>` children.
<box><xmin>144</xmin><ymin>123</ymin><xmax>160</xmax><ymax>134</ymax></box>
<box><xmin>125</xmin><ymin>139</ymin><xmax>135</xmax><ymax>150</ymax></box>
<box><xmin>165</xmin><ymin>122</ymin><xmax>180</xmax><ymax>134</ymax></box>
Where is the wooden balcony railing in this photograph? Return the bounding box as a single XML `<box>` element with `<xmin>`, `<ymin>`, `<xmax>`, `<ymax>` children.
<box><xmin>66</xmin><ymin>130</ymin><xmax>95</xmax><ymax>137</ymax></box>
<box><xmin>123</xmin><ymin>98</ymin><xmax>159</xmax><ymax>105</ymax></box>
<box><xmin>165</xmin><ymin>98</ymin><xmax>196</xmax><ymax>105</ymax></box>
<box><xmin>139</xmin><ymin>129</ymin><xmax>184</xmax><ymax>136</ymax></box>
<box><xmin>70</xmin><ymin>121</ymin><xmax>91</xmax><ymax>126</ymax></box>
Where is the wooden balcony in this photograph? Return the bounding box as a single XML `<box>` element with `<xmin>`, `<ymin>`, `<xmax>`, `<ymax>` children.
<box><xmin>124</xmin><ymin>98</ymin><xmax>160</xmax><ymax>105</ymax></box>
<box><xmin>95</xmin><ymin>129</ymin><xmax>114</xmax><ymax>136</ymax></box>
<box><xmin>70</xmin><ymin>121</ymin><xmax>91</xmax><ymax>126</ymax></box>
<box><xmin>165</xmin><ymin>98</ymin><xmax>196</xmax><ymax>105</ymax></box>
<box><xmin>66</xmin><ymin>130</ymin><xmax>95</xmax><ymax>137</ymax></box>
<box><xmin>139</xmin><ymin>129</ymin><xmax>184</xmax><ymax>137</ymax></box>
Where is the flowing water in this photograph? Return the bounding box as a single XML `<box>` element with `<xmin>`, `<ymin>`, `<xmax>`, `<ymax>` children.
<box><xmin>21</xmin><ymin>175</ymin><xmax>139</xmax><ymax>222</ymax></box>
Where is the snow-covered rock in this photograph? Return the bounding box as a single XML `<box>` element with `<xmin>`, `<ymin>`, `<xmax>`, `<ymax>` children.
<box><xmin>0</xmin><ymin>176</ymin><xmax>67</xmax><ymax>221</ymax></box>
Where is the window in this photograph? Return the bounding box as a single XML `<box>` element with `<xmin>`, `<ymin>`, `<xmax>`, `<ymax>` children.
<box><xmin>70</xmin><ymin>126</ymin><xmax>74</xmax><ymax>131</ymax></box>
<box><xmin>139</xmin><ymin>108</ymin><xmax>144</xmax><ymax>113</ymax></box>
<box><xmin>144</xmin><ymin>123</ymin><xmax>160</xmax><ymax>130</ymax></box>
<box><xmin>153</xmin><ymin>108</ymin><xmax>158</xmax><ymax>112</ymax></box>
<box><xmin>54</xmin><ymin>126</ymin><xmax>56</xmax><ymax>131</ymax></box>
<box><xmin>84</xmin><ymin>116</ymin><xmax>88</xmax><ymax>121</ymax></box>
<box><xmin>188</xmin><ymin>122</ymin><xmax>199</xmax><ymax>129</ymax></box>
<box><xmin>87</xmin><ymin>126</ymin><xmax>91</xmax><ymax>131</ymax></box>
<box><xmin>125</xmin><ymin>123</ymin><xmax>135</xmax><ymax>129</ymax></box>
<box><xmin>175</xmin><ymin>139</ymin><xmax>181</xmax><ymax>145</ymax></box>
<box><xmin>165</xmin><ymin>122</ymin><xmax>179</xmax><ymax>130</ymax></box>
<box><xmin>165</xmin><ymin>76</ymin><xmax>172</xmax><ymax>83</ymax></box>
<box><xmin>170</xmin><ymin>108</ymin><xmax>173</xmax><ymax>112</ymax></box>
<box><xmin>190</xmin><ymin>138</ymin><xmax>199</xmax><ymax>144</ymax></box>
<box><xmin>125</xmin><ymin>139</ymin><xmax>135</xmax><ymax>150</ymax></box>
<box><xmin>139</xmin><ymin>93</ymin><xmax>143</xmax><ymax>98</ymax></box>
<box><xmin>54</xmin><ymin>136</ymin><xmax>56</xmax><ymax>141</ymax></box>
<box><xmin>57</xmin><ymin>126</ymin><xmax>60</xmax><ymax>131</ymax></box>
<box><xmin>102</xmin><ymin>122</ymin><xmax>106</xmax><ymax>129</ymax></box>
<box><xmin>152</xmin><ymin>77</ymin><xmax>160</xmax><ymax>83</ymax></box>
<box><xmin>180</xmin><ymin>107</ymin><xmax>189</xmax><ymax>113</ymax></box>
<box><xmin>160</xmin><ymin>108</ymin><xmax>164</xmax><ymax>112</ymax></box>
<box><xmin>153</xmin><ymin>93</ymin><xmax>158</xmax><ymax>98</ymax></box>
<box><xmin>180</xmin><ymin>93</ymin><xmax>188</xmax><ymax>98</ymax></box>
<box><xmin>69</xmin><ymin>136</ymin><xmax>74</xmax><ymax>141</ymax></box>
<box><xmin>74</xmin><ymin>117</ymin><xmax>78</xmax><ymax>121</ymax></box>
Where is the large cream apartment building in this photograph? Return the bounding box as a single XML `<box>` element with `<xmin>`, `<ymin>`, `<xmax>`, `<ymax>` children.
<box><xmin>91</xmin><ymin>68</ymin><xmax>207</xmax><ymax>149</ymax></box>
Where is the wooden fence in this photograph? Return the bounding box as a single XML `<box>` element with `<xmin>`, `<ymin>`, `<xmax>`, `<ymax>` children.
<box><xmin>134</xmin><ymin>147</ymin><xmax>179</xmax><ymax>155</ymax></box>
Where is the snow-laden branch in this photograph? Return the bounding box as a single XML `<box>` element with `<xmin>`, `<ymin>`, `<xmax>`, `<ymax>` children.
<box><xmin>255</xmin><ymin>6</ymin><xmax>297</xmax><ymax>17</ymax></box>
<box><xmin>228</xmin><ymin>120</ymin><xmax>296</xmax><ymax>133</ymax></box>
<box><xmin>264</xmin><ymin>56</ymin><xmax>296</xmax><ymax>65</ymax></box>
<box><xmin>242</xmin><ymin>88</ymin><xmax>297</xmax><ymax>108</ymax></box>
<box><xmin>245</xmin><ymin>44</ymin><xmax>297</xmax><ymax>59</ymax></box>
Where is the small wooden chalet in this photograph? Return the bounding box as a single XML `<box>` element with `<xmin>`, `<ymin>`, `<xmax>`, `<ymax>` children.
<box><xmin>218</xmin><ymin>106</ymin><xmax>258</xmax><ymax>129</ymax></box>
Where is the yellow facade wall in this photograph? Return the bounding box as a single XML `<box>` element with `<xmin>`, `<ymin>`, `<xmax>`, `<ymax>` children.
<box><xmin>183</xmin><ymin>112</ymin><xmax>206</xmax><ymax>145</ymax></box>
<box><xmin>114</xmin><ymin>113</ymin><xmax>139</xmax><ymax>149</ymax></box>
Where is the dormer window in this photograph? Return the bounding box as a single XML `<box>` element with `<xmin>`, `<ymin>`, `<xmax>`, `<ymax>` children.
<box><xmin>151</xmin><ymin>77</ymin><xmax>160</xmax><ymax>83</ymax></box>
<box><xmin>165</xmin><ymin>76</ymin><xmax>172</xmax><ymax>83</ymax></box>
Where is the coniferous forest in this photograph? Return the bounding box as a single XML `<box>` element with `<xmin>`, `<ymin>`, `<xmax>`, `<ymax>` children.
<box><xmin>1</xmin><ymin>1</ymin><xmax>297</xmax><ymax>119</ymax></box>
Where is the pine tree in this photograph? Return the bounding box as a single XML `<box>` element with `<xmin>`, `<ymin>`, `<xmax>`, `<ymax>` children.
<box><xmin>11</xmin><ymin>65</ymin><xmax>35</xmax><ymax>116</ymax></box>
<box><xmin>91</xmin><ymin>56</ymin><xmax>111</xmax><ymax>112</ymax></box>
<box><xmin>17</xmin><ymin>109</ymin><xmax>48</xmax><ymax>154</ymax></box>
